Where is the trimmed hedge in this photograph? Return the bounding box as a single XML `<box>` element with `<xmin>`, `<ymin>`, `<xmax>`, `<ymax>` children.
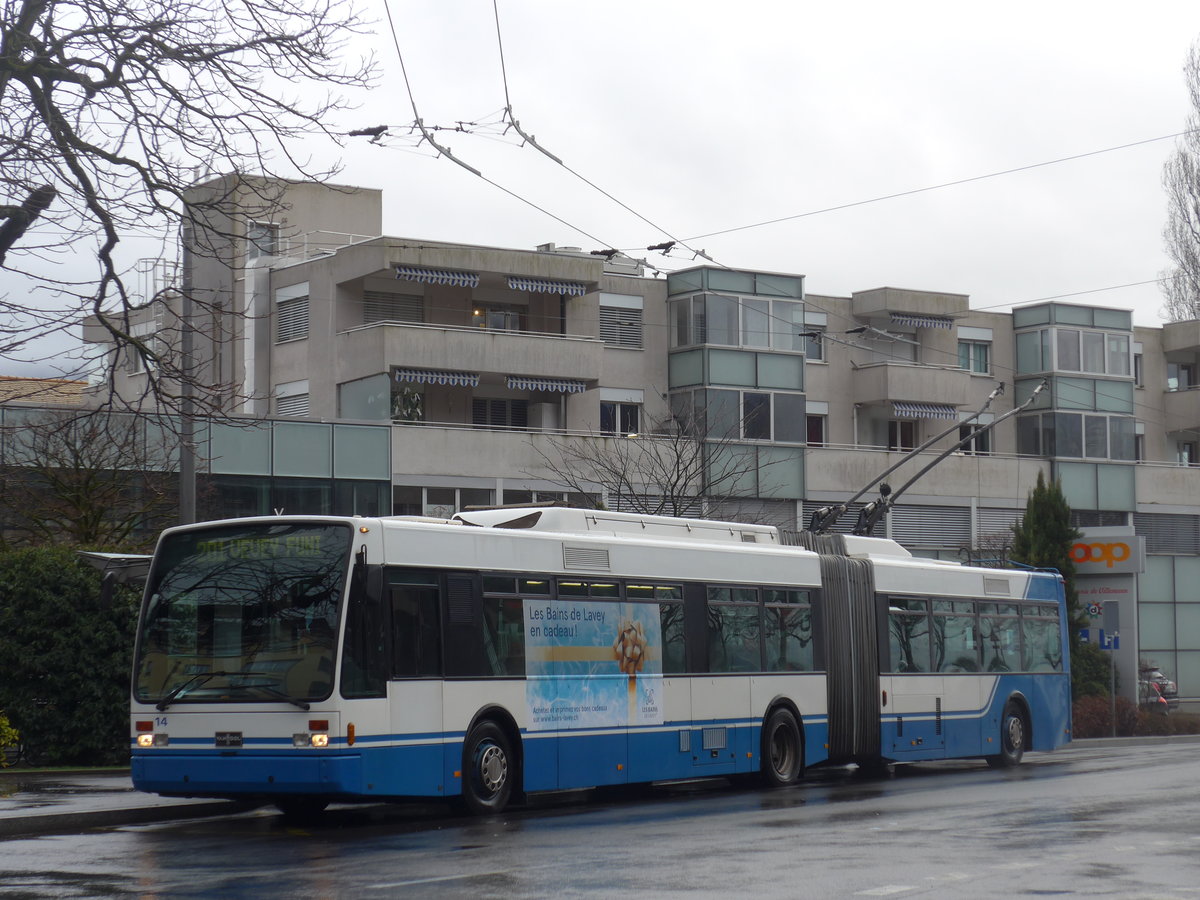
<box><xmin>0</xmin><ymin>547</ymin><xmax>137</xmax><ymax>765</ymax></box>
<box><xmin>1072</xmin><ymin>694</ymin><xmax>1200</xmax><ymax>738</ymax></box>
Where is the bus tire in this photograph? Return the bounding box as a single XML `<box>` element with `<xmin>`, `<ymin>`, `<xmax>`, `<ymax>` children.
<box><xmin>987</xmin><ymin>700</ymin><xmax>1027</xmax><ymax>768</ymax></box>
<box><xmin>761</xmin><ymin>707</ymin><xmax>803</xmax><ymax>787</ymax></box>
<box><xmin>461</xmin><ymin>721</ymin><xmax>514</xmax><ymax>814</ymax></box>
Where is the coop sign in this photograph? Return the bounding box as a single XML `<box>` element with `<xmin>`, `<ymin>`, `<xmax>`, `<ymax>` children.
<box><xmin>1070</xmin><ymin>531</ymin><xmax>1144</xmax><ymax>575</ymax></box>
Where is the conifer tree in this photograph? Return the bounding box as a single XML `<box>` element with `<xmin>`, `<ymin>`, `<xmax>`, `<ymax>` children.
<box><xmin>1011</xmin><ymin>471</ymin><xmax>1082</xmax><ymax>635</ymax></box>
<box><xmin>1010</xmin><ymin>472</ymin><xmax>1113</xmax><ymax>698</ymax></box>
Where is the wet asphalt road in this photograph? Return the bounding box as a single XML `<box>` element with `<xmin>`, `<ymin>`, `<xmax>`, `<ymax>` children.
<box><xmin>1</xmin><ymin>742</ymin><xmax>1197</xmax><ymax>898</ymax></box>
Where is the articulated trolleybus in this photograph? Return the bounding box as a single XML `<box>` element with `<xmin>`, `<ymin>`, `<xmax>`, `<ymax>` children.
<box><xmin>130</xmin><ymin>507</ymin><xmax>1070</xmax><ymax>816</ymax></box>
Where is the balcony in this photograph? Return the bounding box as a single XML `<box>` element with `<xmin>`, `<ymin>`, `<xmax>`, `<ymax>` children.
<box><xmin>851</xmin><ymin>361</ymin><xmax>972</xmax><ymax>409</ymax></box>
<box><xmin>805</xmin><ymin>445</ymin><xmax>1049</xmax><ymax>504</ymax></box>
<box><xmin>335</xmin><ymin>322</ymin><xmax>605</xmax><ymax>386</ymax></box>
<box><xmin>1162</xmin><ymin>320</ymin><xmax>1200</xmax><ymax>354</ymax></box>
<box><xmin>1163</xmin><ymin>386</ymin><xmax>1200</xmax><ymax>434</ymax></box>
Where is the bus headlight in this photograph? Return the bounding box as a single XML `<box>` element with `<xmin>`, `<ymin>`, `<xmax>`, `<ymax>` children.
<box><xmin>138</xmin><ymin>733</ymin><xmax>169</xmax><ymax>748</ymax></box>
<box><xmin>292</xmin><ymin>732</ymin><xmax>329</xmax><ymax>748</ymax></box>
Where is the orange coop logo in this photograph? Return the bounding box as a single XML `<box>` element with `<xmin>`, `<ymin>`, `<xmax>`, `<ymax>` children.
<box><xmin>1070</xmin><ymin>541</ymin><xmax>1131</xmax><ymax>568</ymax></box>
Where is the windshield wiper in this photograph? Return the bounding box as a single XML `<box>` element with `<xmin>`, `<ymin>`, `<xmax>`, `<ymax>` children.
<box><xmin>239</xmin><ymin>683</ymin><xmax>311</xmax><ymax>710</ymax></box>
<box><xmin>156</xmin><ymin>670</ymin><xmax>309</xmax><ymax>711</ymax></box>
<box><xmin>156</xmin><ymin>670</ymin><xmax>223</xmax><ymax>711</ymax></box>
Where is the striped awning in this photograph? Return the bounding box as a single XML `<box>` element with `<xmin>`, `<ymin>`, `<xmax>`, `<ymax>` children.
<box><xmin>893</xmin><ymin>401</ymin><xmax>958</xmax><ymax>419</ymax></box>
<box><xmin>890</xmin><ymin>312</ymin><xmax>952</xmax><ymax>330</ymax></box>
<box><xmin>507</xmin><ymin>275</ymin><xmax>588</xmax><ymax>296</ymax></box>
<box><xmin>393</xmin><ymin>367</ymin><xmax>479</xmax><ymax>387</ymax></box>
<box><xmin>395</xmin><ymin>265</ymin><xmax>480</xmax><ymax>288</ymax></box>
<box><xmin>506</xmin><ymin>375</ymin><xmax>587</xmax><ymax>393</ymax></box>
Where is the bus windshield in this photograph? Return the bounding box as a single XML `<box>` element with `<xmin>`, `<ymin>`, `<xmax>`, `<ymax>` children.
<box><xmin>134</xmin><ymin>522</ymin><xmax>353</xmax><ymax>706</ymax></box>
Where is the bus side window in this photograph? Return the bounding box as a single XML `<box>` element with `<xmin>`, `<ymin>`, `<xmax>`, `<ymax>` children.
<box><xmin>888</xmin><ymin>598</ymin><xmax>930</xmax><ymax>673</ymax></box>
<box><xmin>340</xmin><ymin>563</ymin><xmax>388</xmax><ymax>698</ymax></box>
<box><xmin>1021</xmin><ymin>609</ymin><xmax>1063</xmax><ymax>672</ymax></box>
<box><xmin>388</xmin><ymin>569</ymin><xmax>442</xmax><ymax>677</ymax></box>
<box><xmin>707</xmin><ymin>586</ymin><xmax>762</xmax><ymax>673</ymax></box>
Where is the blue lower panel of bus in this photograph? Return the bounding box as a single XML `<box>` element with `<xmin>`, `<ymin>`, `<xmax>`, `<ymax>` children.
<box><xmin>133</xmin><ymin>745</ymin><xmax>445</xmax><ymax>799</ymax></box>
<box><xmin>880</xmin><ymin>674</ymin><xmax>1070</xmax><ymax>762</ymax></box>
<box><xmin>133</xmin><ymin>716</ymin><xmax>835</xmax><ymax>801</ymax></box>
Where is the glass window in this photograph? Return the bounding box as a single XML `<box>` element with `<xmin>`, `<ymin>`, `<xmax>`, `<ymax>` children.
<box><xmin>1016</xmin><ymin>330</ymin><xmax>1047</xmax><ymax>374</ymax></box>
<box><xmin>247</xmin><ymin>221</ymin><xmax>279</xmax><ymax>260</ymax></box>
<box><xmin>707</xmin><ymin>604</ymin><xmax>762</xmax><ymax>673</ymax></box>
<box><xmin>888</xmin><ymin>606</ymin><xmax>930</xmax><ymax>673</ymax></box>
<box><xmin>482</xmin><ymin>596</ymin><xmax>525</xmax><ymax>676</ymax></box>
<box><xmin>705</xmin><ymin>294</ymin><xmax>739</xmax><ymax>346</ymax></box>
<box><xmin>1168</xmin><ymin>362</ymin><xmax>1196</xmax><ymax>392</ymax></box>
<box><xmin>773</xmin><ymin>393</ymin><xmax>805</xmax><ymax>443</ymax></box>
<box><xmin>1081</xmin><ymin>331</ymin><xmax>1105</xmax><ymax>373</ymax></box>
<box><xmin>473</xmin><ymin>305</ymin><xmax>523</xmax><ymax>331</ymax></box>
<box><xmin>980</xmin><ymin>615</ymin><xmax>1020</xmax><ymax>672</ymax></box>
<box><xmin>1054</xmin><ymin>412</ymin><xmax>1082</xmax><ymax>458</ymax></box>
<box><xmin>806</xmin><ymin>415</ymin><xmax>826</xmax><ymax>447</ymax></box>
<box><xmin>803</xmin><ymin>326</ymin><xmax>824</xmax><ymax>360</ymax></box>
<box><xmin>742</xmin><ymin>298</ymin><xmax>770</xmax><ymax>348</ymax></box>
<box><xmin>763</xmin><ymin>589</ymin><xmax>813</xmax><ymax>672</ymax></box>
<box><xmin>772</xmin><ymin>301</ymin><xmax>806</xmax><ymax>352</ymax></box>
<box><xmin>389</xmin><ymin>570</ymin><xmax>441</xmax><ymax>677</ymax></box>
<box><xmin>671</xmin><ymin>299</ymin><xmax>691</xmax><ymax>347</ymax></box>
<box><xmin>743</xmin><ymin>392</ymin><xmax>771</xmax><ymax>440</ymax></box>
<box><xmin>1056</xmin><ymin>329</ymin><xmax>1080</xmax><ymax>371</ymax></box>
<box><xmin>933</xmin><ymin>613</ymin><xmax>978</xmax><ymax>672</ymax></box>
<box><xmin>958</xmin><ymin>424</ymin><xmax>990</xmax><ymax>455</ymax></box>
<box><xmin>1084</xmin><ymin>415</ymin><xmax>1108</xmax><ymax>458</ymax></box>
<box><xmin>705</xmin><ymin>389</ymin><xmax>740</xmax><ymax>439</ymax></box>
<box><xmin>601</xmin><ymin>402</ymin><xmax>640</xmax><ymax>436</ymax></box>
<box><xmin>1016</xmin><ymin>416</ymin><xmax>1041</xmax><ymax>456</ymax></box>
<box><xmin>888</xmin><ymin>420</ymin><xmax>916</xmax><ymax>452</ymax></box>
<box><xmin>958</xmin><ymin>340</ymin><xmax>990</xmax><ymax>374</ymax></box>
<box><xmin>459</xmin><ymin>488</ymin><xmax>494</xmax><ymax>511</ymax></box>
<box><xmin>660</xmin><ymin>602</ymin><xmax>686</xmax><ymax>674</ymax></box>
<box><xmin>1021</xmin><ymin>615</ymin><xmax>1063</xmax><ymax>672</ymax></box>
<box><xmin>1107</xmin><ymin>334</ymin><xmax>1130</xmax><ymax>376</ymax></box>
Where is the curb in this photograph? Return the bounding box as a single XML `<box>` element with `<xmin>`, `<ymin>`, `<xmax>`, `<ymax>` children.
<box><xmin>1069</xmin><ymin>733</ymin><xmax>1200</xmax><ymax>749</ymax></box>
<box><xmin>0</xmin><ymin>800</ymin><xmax>257</xmax><ymax>838</ymax></box>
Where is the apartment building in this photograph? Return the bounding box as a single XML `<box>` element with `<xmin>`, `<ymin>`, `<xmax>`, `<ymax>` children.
<box><xmin>71</xmin><ymin>176</ymin><xmax>1200</xmax><ymax>702</ymax></box>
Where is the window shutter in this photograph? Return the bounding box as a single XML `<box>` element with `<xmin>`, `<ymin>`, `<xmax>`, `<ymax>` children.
<box><xmin>275</xmin><ymin>393</ymin><xmax>310</xmax><ymax>417</ymax></box>
<box><xmin>599</xmin><ymin>305</ymin><xmax>643</xmax><ymax>348</ymax></box>
<box><xmin>363</xmin><ymin>290</ymin><xmax>423</xmax><ymax>324</ymax></box>
<box><xmin>276</xmin><ymin>297</ymin><xmax>309</xmax><ymax>342</ymax></box>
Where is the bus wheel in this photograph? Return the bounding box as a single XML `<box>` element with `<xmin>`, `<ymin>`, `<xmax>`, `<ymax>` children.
<box><xmin>462</xmin><ymin>721</ymin><xmax>513</xmax><ymax>814</ymax></box>
<box><xmin>275</xmin><ymin>797</ymin><xmax>329</xmax><ymax>823</ymax></box>
<box><xmin>761</xmin><ymin>708</ymin><xmax>803</xmax><ymax>786</ymax></box>
<box><xmin>986</xmin><ymin>701</ymin><xmax>1027</xmax><ymax>768</ymax></box>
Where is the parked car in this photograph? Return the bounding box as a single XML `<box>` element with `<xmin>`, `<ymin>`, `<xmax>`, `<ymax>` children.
<box><xmin>1139</xmin><ymin>666</ymin><xmax>1180</xmax><ymax>713</ymax></box>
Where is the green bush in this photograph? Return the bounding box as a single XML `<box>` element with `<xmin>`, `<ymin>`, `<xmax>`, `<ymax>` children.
<box><xmin>0</xmin><ymin>711</ymin><xmax>18</xmax><ymax>767</ymax></box>
<box><xmin>1073</xmin><ymin>693</ymin><xmax>1200</xmax><ymax>738</ymax></box>
<box><xmin>0</xmin><ymin>547</ymin><xmax>137</xmax><ymax>766</ymax></box>
<box><xmin>1072</xmin><ymin>640</ymin><xmax>1116</xmax><ymax>700</ymax></box>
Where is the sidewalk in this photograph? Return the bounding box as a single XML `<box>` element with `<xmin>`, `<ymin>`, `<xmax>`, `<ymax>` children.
<box><xmin>0</xmin><ymin>770</ymin><xmax>253</xmax><ymax>837</ymax></box>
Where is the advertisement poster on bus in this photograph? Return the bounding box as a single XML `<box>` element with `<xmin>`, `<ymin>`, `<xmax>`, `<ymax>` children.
<box><xmin>523</xmin><ymin>598</ymin><xmax>663</xmax><ymax>731</ymax></box>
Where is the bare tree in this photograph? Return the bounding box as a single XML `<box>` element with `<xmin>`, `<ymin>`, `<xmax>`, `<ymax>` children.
<box><xmin>1162</xmin><ymin>39</ymin><xmax>1200</xmax><ymax>322</ymax></box>
<box><xmin>527</xmin><ymin>410</ymin><xmax>790</xmax><ymax>521</ymax></box>
<box><xmin>0</xmin><ymin>0</ymin><xmax>373</xmax><ymax>410</ymax></box>
<box><xmin>0</xmin><ymin>408</ymin><xmax>179</xmax><ymax>548</ymax></box>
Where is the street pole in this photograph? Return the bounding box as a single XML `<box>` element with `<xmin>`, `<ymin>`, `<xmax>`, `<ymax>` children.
<box><xmin>179</xmin><ymin>220</ymin><xmax>196</xmax><ymax>525</ymax></box>
<box><xmin>1109</xmin><ymin>644</ymin><xmax>1116</xmax><ymax>738</ymax></box>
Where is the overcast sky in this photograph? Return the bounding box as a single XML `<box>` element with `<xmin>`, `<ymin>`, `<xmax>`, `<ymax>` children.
<box><xmin>5</xmin><ymin>0</ymin><xmax>1200</xmax><ymax>376</ymax></box>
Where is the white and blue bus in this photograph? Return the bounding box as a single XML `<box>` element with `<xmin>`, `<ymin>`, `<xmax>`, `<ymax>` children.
<box><xmin>129</xmin><ymin>507</ymin><xmax>1071</xmax><ymax>816</ymax></box>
